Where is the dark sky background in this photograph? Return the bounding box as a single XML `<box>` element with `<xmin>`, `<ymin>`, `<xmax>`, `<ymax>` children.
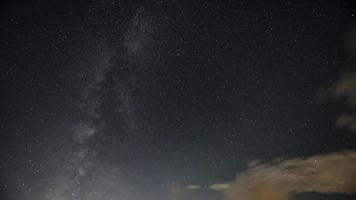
<box><xmin>1</xmin><ymin>1</ymin><xmax>356</xmax><ymax>200</ymax></box>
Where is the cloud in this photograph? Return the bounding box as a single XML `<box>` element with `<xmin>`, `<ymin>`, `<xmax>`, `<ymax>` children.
<box><xmin>317</xmin><ymin>71</ymin><xmax>356</xmax><ymax>135</ymax></box>
<box><xmin>209</xmin><ymin>151</ymin><xmax>356</xmax><ymax>200</ymax></box>
<box><xmin>209</xmin><ymin>183</ymin><xmax>231</xmax><ymax>191</ymax></box>
<box><xmin>187</xmin><ymin>185</ymin><xmax>202</xmax><ymax>189</ymax></box>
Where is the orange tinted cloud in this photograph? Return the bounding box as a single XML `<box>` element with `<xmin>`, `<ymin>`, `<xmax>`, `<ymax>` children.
<box><xmin>210</xmin><ymin>151</ymin><xmax>356</xmax><ymax>200</ymax></box>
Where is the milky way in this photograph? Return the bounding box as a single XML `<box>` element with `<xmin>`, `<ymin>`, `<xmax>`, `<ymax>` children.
<box><xmin>2</xmin><ymin>1</ymin><xmax>356</xmax><ymax>200</ymax></box>
<box><xmin>34</xmin><ymin>6</ymin><xmax>154</xmax><ymax>200</ymax></box>
<box><xmin>3</xmin><ymin>4</ymin><xmax>155</xmax><ymax>200</ymax></box>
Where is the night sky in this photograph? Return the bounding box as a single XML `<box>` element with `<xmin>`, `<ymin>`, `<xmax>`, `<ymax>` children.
<box><xmin>1</xmin><ymin>1</ymin><xmax>356</xmax><ymax>200</ymax></box>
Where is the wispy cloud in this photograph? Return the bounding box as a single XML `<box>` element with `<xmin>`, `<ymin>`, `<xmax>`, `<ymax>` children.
<box><xmin>317</xmin><ymin>71</ymin><xmax>356</xmax><ymax>135</ymax></box>
<box><xmin>210</xmin><ymin>151</ymin><xmax>356</xmax><ymax>200</ymax></box>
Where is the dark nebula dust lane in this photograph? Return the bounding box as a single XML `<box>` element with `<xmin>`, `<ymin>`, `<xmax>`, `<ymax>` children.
<box><xmin>1</xmin><ymin>1</ymin><xmax>356</xmax><ymax>200</ymax></box>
